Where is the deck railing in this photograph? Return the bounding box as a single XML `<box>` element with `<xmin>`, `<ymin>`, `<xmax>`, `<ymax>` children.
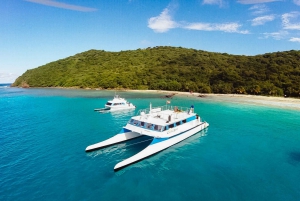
<box><xmin>136</xmin><ymin>105</ymin><xmax>191</xmax><ymax>116</ymax></box>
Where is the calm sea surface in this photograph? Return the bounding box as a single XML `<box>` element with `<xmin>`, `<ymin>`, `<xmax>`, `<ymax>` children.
<box><xmin>1</xmin><ymin>85</ymin><xmax>300</xmax><ymax>201</ymax></box>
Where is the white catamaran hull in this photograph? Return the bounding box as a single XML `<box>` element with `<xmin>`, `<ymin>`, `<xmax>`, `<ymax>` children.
<box><xmin>114</xmin><ymin>122</ymin><xmax>209</xmax><ymax>170</ymax></box>
<box><xmin>85</xmin><ymin>132</ymin><xmax>141</xmax><ymax>152</ymax></box>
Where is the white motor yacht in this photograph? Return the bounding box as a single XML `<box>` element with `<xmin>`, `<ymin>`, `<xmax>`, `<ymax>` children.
<box><xmin>94</xmin><ymin>94</ymin><xmax>135</xmax><ymax>112</ymax></box>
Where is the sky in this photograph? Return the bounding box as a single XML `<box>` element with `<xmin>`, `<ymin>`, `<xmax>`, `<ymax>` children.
<box><xmin>1</xmin><ymin>0</ymin><xmax>300</xmax><ymax>83</ymax></box>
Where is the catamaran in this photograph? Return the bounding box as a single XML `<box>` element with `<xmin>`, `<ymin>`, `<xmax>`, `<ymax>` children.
<box><xmin>94</xmin><ymin>94</ymin><xmax>136</xmax><ymax>112</ymax></box>
<box><xmin>86</xmin><ymin>103</ymin><xmax>209</xmax><ymax>170</ymax></box>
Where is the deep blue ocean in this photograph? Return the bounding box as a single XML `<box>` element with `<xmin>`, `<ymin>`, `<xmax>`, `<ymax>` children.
<box><xmin>1</xmin><ymin>84</ymin><xmax>300</xmax><ymax>201</ymax></box>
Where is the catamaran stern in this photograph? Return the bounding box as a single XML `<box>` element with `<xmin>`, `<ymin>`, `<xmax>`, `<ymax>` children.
<box><xmin>85</xmin><ymin>131</ymin><xmax>142</xmax><ymax>152</ymax></box>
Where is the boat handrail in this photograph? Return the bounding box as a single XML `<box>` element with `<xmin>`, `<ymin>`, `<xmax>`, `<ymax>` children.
<box><xmin>136</xmin><ymin>105</ymin><xmax>191</xmax><ymax>116</ymax></box>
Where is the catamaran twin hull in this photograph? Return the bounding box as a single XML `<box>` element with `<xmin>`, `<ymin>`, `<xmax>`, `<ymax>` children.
<box><xmin>86</xmin><ymin>105</ymin><xmax>209</xmax><ymax>170</ymax></box>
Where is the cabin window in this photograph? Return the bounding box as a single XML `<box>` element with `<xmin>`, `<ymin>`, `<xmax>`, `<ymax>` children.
<box><xmin>147</xmin><ymin>123</ymin><xmax>152</xmax><ymax>129</ymax></box>
<box><xmin>169</xmin><ymin>124</ymin><xmax>174</xmax><ymax>128</ymax></box>
<box><xmin>176</xmin><ymin>121</ymin><xmax>181</xmax><ymax>126</ymax></box>
<box><xmin>156</xmin><ymin>125</ymin><xmax>163</xmax><ymax>131</ymax></box>
<box><xmin>161</xmin><ymin>126</ymin><xmax>166</xmax><ymax>131</ymax></box>
<box><xmin>130</xmin><ymin>119</ymin><xmax>134</xmax><ymax>124</ymax></box>
<box><xmin>133</xmin><ymin>120</ymin><xmax>139</xmax><ymax>125</ymax></box>
<box><xmin>106</xmin><ymin>102</ymin><xmax>112</xmax><ymax>106</ymax></box>
<box><xmin>154</xmin><ymin>125</ymin><xmax>162</xmax><ymax>131</ymax></box>
<box><xmin>182</xmin><ymin>119</ymin><xmax>187</xmax><ymax>123</ymax></box>
<box><xmin>140</xmin><ymin>122</ymin><xmax>145</xmax><ymax>127</ymax></box>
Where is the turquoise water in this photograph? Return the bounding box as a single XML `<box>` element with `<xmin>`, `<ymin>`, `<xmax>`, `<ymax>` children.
<box><xmin>1</xmin><ymin>86</ymin><xmax>300</xmax><ymax>201</ymax></box>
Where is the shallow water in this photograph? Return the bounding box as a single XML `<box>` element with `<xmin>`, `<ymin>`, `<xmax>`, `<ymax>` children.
<box><xmin>1</xmin><ymin>86</ymin><xmax>300</xmax><ymax>201</ymax></box>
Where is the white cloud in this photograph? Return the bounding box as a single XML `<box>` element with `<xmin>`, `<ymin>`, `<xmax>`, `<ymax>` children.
<box><xmin>25</xmin><ymin>0</ymin><xmax>97</xmax><ymax>12</ymax></box>
<box><xmin>262</xmin><ymin>30</ymin><xmax>288</xmax><ymax>40</ymax></box>
<box><xmin>282</xmin><ymin>12</ymin><xmax>300</xmax><ymax>30</ymax></box>
<box><xmin>184</xmin><ymin>22</ymin><xmax>249</xmax><ymax>34</ymax></box>
<box><xmin>251</xmin><ymin>15</ymin><xmax>275</xmax><ymax>26</ymax></box>
<box><xmin>289</xmin><ymin>37</ymin><xmax>300</xmax><ymax>42</ymax></box>
<box><xmin>148</xmin><ymin>4</ymin><xmax>248</xmax><ymax>34</ymax></box>
<box><xmin>238</xmin><ymin>0</ymin><xmax>280</xmax><ymax>4</ymax></box>
<box><xmin>294</xmin><ymin>0</ymin><xmax>300</xmax><ymax>6</ymax></box>
<box><xmin>0</xmin><ymin>73</ymin><xmax>19</xmax><ymax>84</ymax></box>
<box><xmin>249</xmin><ymin>4</ymin><xmax>269</xmax><ymax>15</ymax></box>
<box><xmin>202</xmin><ymin>0</ymin><xmax>225</xmax><ymax>6</ymax></box>
<box><xmin>148</xmin><ymin>6</ymin><xmax>178</xmax><ymax>33</ymax></box>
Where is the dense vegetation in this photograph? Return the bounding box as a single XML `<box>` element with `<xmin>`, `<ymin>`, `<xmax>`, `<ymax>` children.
<box><xmin>13</xmin><ymin>46</ymin><xmax>300</xmax><ymax>97</ymax></box>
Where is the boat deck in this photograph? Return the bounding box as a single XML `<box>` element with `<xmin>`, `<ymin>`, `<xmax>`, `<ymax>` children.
<box><xmin>132</xmin><ymin>105</ymin><xmax>194</xmax><ymax>126</ymax></box>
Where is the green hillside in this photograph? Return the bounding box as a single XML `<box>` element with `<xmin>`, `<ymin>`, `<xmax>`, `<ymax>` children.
<box><xmin>12</xmin><ymin>46</ymin><xmax>300</xmax><ymax>97</ymax></box>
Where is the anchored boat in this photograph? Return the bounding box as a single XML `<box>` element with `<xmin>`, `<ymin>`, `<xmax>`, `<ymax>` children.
<box><xmin>86</xmin><ymin>104</ymin><xmax>209</xmax><ymax>170</ymax></box>
<box><xmin>94</xmin><ymin>94</ymin><xmax>136</xmax><ymax>112</ymax></box>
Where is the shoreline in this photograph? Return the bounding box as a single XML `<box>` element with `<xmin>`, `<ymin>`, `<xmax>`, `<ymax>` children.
<box><xmin>11</xmin><ymin>86</ymin><xmax>300</xmax><ymax>110</ymax></box>
<box><xmin>130</xmin><ymin>89</ymin><xmax>299</xmax><ymax>100</ymax></box>
<box><xmin>129</xmin><ymin>89</ymin><xmax>300</xmax><ymax>110</ymax></box>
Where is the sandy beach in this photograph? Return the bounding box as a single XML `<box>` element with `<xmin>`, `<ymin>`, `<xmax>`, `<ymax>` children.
<box><xmin>128</xmin><ymin>89</ymin><xmax>300</xmax><ymax>111</ymax></box>
<box><xmin>22</xmin><ymin>86</ymin><xmax>300</xmax><ymax>110</ymax></box>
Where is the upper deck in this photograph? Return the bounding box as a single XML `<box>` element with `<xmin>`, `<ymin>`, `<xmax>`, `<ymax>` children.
<box><xmin>124</xmin><ymin>105</ymin><xmax>199</xmax><ymax>136</ymax></box>
<box><xmin>136</xmin><ymin>105</ymin><xmax>194</xmax><ymax>124</ymax></box>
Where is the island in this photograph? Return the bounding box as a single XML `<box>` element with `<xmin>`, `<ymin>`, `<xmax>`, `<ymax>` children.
<box><xmin>12</xmin><ymin>46</ymin><xmax>300</xmax><ymax>98</ymax></box>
